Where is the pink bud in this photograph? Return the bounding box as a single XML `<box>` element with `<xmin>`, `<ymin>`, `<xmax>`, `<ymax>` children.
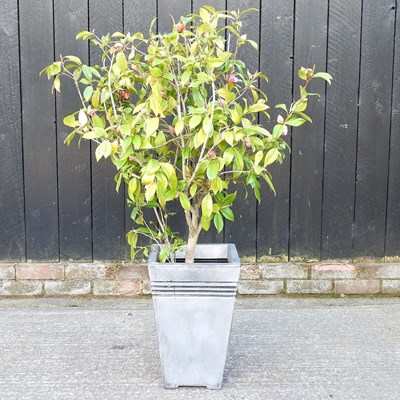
<box><xmin>168</xmin><ymin>126</ymin><xmax>175</xmax><ymax>134</ymax></box>
<box><xmin>146</xmin><ymin>57</ymin><xmax>154</xmax><ymax>63</ymax></box>
<box><xmin>277</xmin><ymin>114</ymin><xmax>285</xmax><ymax>124</ymax></box>
<box><xmin>113</xmin><ymin>43</ymin><xmax>124</xmax><ymax>52</ymax></box>
<box><xmin>176</xmin><ymin>21</ymin><xmax>186</xmax><ymax>33</ymax></box>
<box><xmin>282</xmin><ymin>125</ymin><xmax>288</xmax><ymax>136</ymax></box>
<box><xmin>218</xmin><ymin>98</ymin><xmax>226</xmax><ymax>107</ymax></box>
<box><xmin>245</xmin><ymin>138</ymin><xmax>251</xmax><ymax>148</ymax></box>
<box><xmin>227</xmin><ymin>75</ymin><xmax>238</xmax><ymax>84</ymax></box>
<box><xmin>131</xmin><ymin>64</ymin><xmax>139</xmax><ymax>72</ymax></box>
<box><xmin>208</xmin><ymin>150</ymin><xmax>216</xmax><ymax>157</ymax></box>
<box><xmin>88</xmin><ymin>109</ymin><xmax>97</xmax><ymax>117</ymax></box>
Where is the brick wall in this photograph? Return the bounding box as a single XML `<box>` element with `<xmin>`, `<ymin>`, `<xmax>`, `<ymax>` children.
<box><xmin>0</xmin><ymin>262</ymin><xmax>400</xmax><ymax>297</ymax></box>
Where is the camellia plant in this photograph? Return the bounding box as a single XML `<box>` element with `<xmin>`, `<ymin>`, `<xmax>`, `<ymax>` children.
<box><xmin>42</xmin><ymin>6</ymin><xmax>332</xmax><ymax>263</ymax></box>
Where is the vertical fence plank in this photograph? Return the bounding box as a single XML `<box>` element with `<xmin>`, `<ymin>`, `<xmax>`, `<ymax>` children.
<box><xmin>225</xmin><ymin>0</ymin><xmax>259</xmax><ymax>261</ymax></box>
<box><xmin>290</xmin><ymin>0</ymin><xmax>328</xmax><ymax>260</ymax></box>
<box><xmin>354</xmin><ymin>0</ymin><xmax>396</xmax><ymax>257</ymax></box>
<box><xmin>89</xmin><ymin>0</ymin><xmax>125</xmax><ymax>260</ymax></box>
<box><xmin>157</xmin><ymin>0</ymin><xmax>191</xmax><ymax>247</ymax></box>
<box><xmin>123</xmin><ymin>0</ymin><xmax>157</xmax><ymax>259</ymax></box>
<box><xmin>54</xmin><ymin>0</ymin><xmax>92</xmax><ymax>261</ymax></box>
<box><xmin>20</xmin><ymin>0</ymin><xmax>59</xmax><ymax>261</ymax></box>
<box><xmin>0</xmin><ymin>0</ymin><xmax>25</xmax><ymax>261</ymax></box>
<box><xmin>385</xmin><ymin>3</ymin><xmax>400</xmax><ymax>257</ymax></box>
<box><xmin>321</xmin><ymin>0</ymin><xmax>362</xmax><ymax>259</ymax></box>
<box><xmin>257</xmin><ymin>0</ymin><xmax>293</xmax><ymax>261</ymax></box>
<box><xmin>193</xmin><ymin>0</ymin><xmax>226</xmax><ymax>245</ymax></box>
<box><xmin>158</xmin><ymin>0</ymin><xmax>191</xmax><ymax>34</ymax></box>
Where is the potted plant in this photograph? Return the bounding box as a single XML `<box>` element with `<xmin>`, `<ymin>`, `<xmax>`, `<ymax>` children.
<box><xmin>42</xmin><ymin>6</ymin><xmax>331</xmax><ymax>389</ymax></box>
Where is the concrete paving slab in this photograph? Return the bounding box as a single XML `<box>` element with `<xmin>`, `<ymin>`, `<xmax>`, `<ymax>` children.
<box><xmin>0</xmin><ymin>298</ymin><xmax>399</xmax><ymax>399</ymax></box>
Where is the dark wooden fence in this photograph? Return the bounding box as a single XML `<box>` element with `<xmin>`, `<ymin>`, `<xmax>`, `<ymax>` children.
<box><xmin>1</xmin><ymin>0</ymin><xmax>399</xmax><ymax>262</ymax></box>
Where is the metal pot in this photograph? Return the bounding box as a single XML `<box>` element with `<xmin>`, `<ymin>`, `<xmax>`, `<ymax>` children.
<box><xmin>148</xmin><ymin>243</ymin><xmax>240</xmax><ymax>389</ymax></box>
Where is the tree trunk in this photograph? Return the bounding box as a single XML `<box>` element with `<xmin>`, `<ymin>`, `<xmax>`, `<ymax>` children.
<box><xmin>185</xmin><ymin>230</ymin><xmax>200</xmax><ymax>263</ymax></box>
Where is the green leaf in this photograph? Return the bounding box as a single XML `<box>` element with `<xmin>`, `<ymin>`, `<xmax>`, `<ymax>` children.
<box><xmin>83</xmin><ymin>86</ymin><xmax>93</xmax><ymax>102</ymax></box>
<box><xmin>181</xmin><ymin>69</ymin><xmax>191</xmax><ymax>86</ymax></box>
<box><xmin>146</xmin><ymin>117</ymin><xmax>159</xmax><ymax>136</ymax></box>
<box><xmin>208</xmin><ymin>58</ymin><xmax>225</xmax><ymax>68</ymax></box>
<box><xmin>254</xmin><ymin>150</ymin><xmax>263</xmax><ymax>165</ymax></box>
<box><xmin>175</xmin><ymin>119</ymin><xmax>184</xmax><ymax>134</ymax></box>
<box><xmin>179</xmin><ymin>192</ymin><xmax>191</xmax><ymax>211</ymax></box>
<box><xmin>221</xmin><ymin>192</ymin><xmax>237</xmax><ymax>207</ymax></box>
<box><xmin>128</xmin><ymin>178</ymin><xmax>138</xmax><ymax>200</ymax></box>
<box><xmin>202</xmin><ymin>116</ymin><xmax>212</xmax><ymax>135</ymax></box>
<box><xmin>217</xmin><ymin>88</ymin><xmax>236</xmax><ymax>103</ymax></box>
<box><xmin>189</xmin><ymin>115</ymin><xmax>202</xmax><ymax>130</ymax></box>
<box><xmin>285</xmin><ymin>117</ymin><xmax>306</xmax><ymax>127</ymax></box>
<box><xmin>91</xmin><ymin>89</ymin><xmax>100</xmax><ymax>108</ymax></box>
<box><xmin>201</xmin><ymin>194</ymin><xmax>213</xmax><ymax>218</ymax></box>
<box><xmin>145</xmin><ymin>182</ymin><xmax>157</xmax><ymax>202</ymax></box>
<box><xmin>160</xmin><ymin>162</ymin><xmax>177</xmax><ymax>182</ymax></box>
<box><xmin>78</xmin><ymin>109</ymin><xmax>88</xmax><ymax>126</ymax></box>
<box><xmin>116</xmin><ymin>51</ymin><xmax>128</xmax><ymax>73</ymax></box>
<box><xmin>63</xmin><ymin>115</ymin><xmax>77</xmax><ymax>128</ymax></box>
<box><xmin>213</xmin><ymin>213</ymin><xmax>224</xmax><ymax>233</ymax></box>
<box><xmin>229</xmin><ymin>108</ymin><xmax>241</xmax><ymax>124</ymax></box>
<box><xmin>272</xmin><ymin>124</ymin><xmax>284</xmax><ymax>138</ymax></box>
<box><xmin>313</xmin><ymin>72</ymin><xmax>333</xmax><ymax>85</ymax></box>
<box><xmin>275</xmin><ymin>103</ymin><xmax>288</xmax><ymax>113</ymax></box>
<box><xmin>207</xmin><ymin>159</ymin><xmax>220</xmax><ymax>180</ymax></box>
<box><xmin>64</xmin><ymin>55</ymin><xmax>82</xmax><ymax>65</ymax></box>
<box><xmin>95</xmin><ymin>140</ymin><xmax>112</xmax><ymax>161</ymax></box>
<box><xmin>246</xmin><ymin>39</ymin><xmax>259</xmax><ymax>50</ymax></box>
<box><xmin>220</xmin><ymin>207</ymin><xmax>234</xmax><ymax>221</ymax></box>
<box><xmin>76</xmin><ymin>31</ymin><xmax>93</xmax><ymax>40</ymax></box>
<box><xmin>200</xmin><ymin>215</ymin><xmax>211</xmax><ymax>231</ymax></box>
<box><xmin>194</xmin><ymin>128</ymin><xmax>206</xmax><ymax>148</ymax></box>
<box><xmin>53</xmin><ymin>76</ymin><xmax>60</xmax><ymax>92</ymax></box>
<box><xmin>247</xmin><ymin>103</ymin><xmax>269</xmax><ymax>113</ymax></box>
<box><xmin>264</xmin><ymin>148</ymin><xmax>279</xmax><ymax>167</ymax></box>
<box><xmin>189</xmin><ymin>183</ymin><xmax>198</xmax><ymax>197</ymax></box>
<box><xmin>199</xmin><ymin>7</ymin><xmax>211</xmax><ymax>22</ymax></box>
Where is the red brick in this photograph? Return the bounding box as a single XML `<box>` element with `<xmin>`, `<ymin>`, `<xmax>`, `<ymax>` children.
<box><xmin>93</xmin><ymin>280</ymin><xmax>141</xmax><ymax>296</ymax></box>
<box><xmin>238</xmin><ymin>280</ymin><xmax>283</xmax><ymax>295</ymax></box>
<box><xmin>0</xmin><ymin>265</ymin><xmax>15</xmax><ymax>279</ymax></box>
<box><xmin>312</xmin><ymin>264</ymin><xmax>356</xmax><ymax>279</ymax></box>
<box><xmin>240</xmin><ymin>264</ymin><xmax>261</xmax><ymax>280</ymax></box>
<box><xmin>65</xmin><ymin>264</ymin><xmax>110</xmax><ymax>279</ymax></box>
<box><xmin>115</xmin><ymin>264</ymin><xmax>149</xmax><ymax>280</ymax></box>
<box><xmin>287</xmin><ymin>280</ymin><xmax>332</xmax><ymax>294</ymax></box>
<box><xmin>0</xmin><ymin>281</ymin><xmax>43</xmax><ymax>296</ymax></box>
<box><xmin>335</xmin><ymin>280</ymin><xmax>380</xmax><ymax>294</ymax></box>
<box><xmin>16</xmin><ymin>264</ymin><xmax>64</xmax><ymax>280</ymax></box>
<box><xmin>45</xmin><ymin>280</ymin><xmax>91</xmax><ymax>295</ymax></box>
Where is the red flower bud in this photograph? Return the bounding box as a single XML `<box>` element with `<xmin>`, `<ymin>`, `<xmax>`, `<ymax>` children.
<box><xmin>131</xmin><ymin>64</ymin><xmax>139</xmax><ymax>72</ymax></box>
<box><xmin>277</xmin><ymin>114</ymin><xmax>285</xmax><ymax>124</ymax></box>
<box><xmin>227</xmin><ymin>75</ymin><xmax>238</xmax><ymax>84</ymax></box>
<box><xmin>146</xmin><ymin>57</ymin><xmax>154</xmax><ymax>63</ymax></box>
<box><xmin>245</xmin><ymin>138</ymin><xmax>251</xmax><ymax>148</ymax></box>
<box><xmin>168</xmin><ymin>126</ymin><xmax>175</xmax><ymax>134</ymax></box>
<box><xmin>113</xmin><ymin>43</ymin><xmax>124</xmax><ymax>52</ymax></box>
<box><xmin>176</xmin><ymin>21</ymin><xmax>186</xmax><ymax>33</ymax></box>
<box><xmin>218</xmin><ymin>98</ymin><xmax>226</xmax><ymax>107</ymax></box>
<box><xmin>208</xmin><ymin>150</ymin><xmax>217</xmax><ymax>157</ymax></box>
<box><xmin>88</xmin><ymin>108</ymin><xmax>97</xmax><ymax>117</ymax></box>
<box><xmin>119</xmin><ymin>90</ymin><xmax>131</xmax><ymax>100</ymax></box>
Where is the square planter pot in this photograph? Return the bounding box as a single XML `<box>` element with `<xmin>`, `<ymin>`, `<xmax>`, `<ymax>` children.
<box><xmin>148</xmin><ymin>243</ymin><xmax>240</xmax><ymax>389</ymax></box>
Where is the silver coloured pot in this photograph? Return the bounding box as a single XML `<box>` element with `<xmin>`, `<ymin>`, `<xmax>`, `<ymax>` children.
<box><xmin>148</xmin><ymin>243</ymin><xmax>240</xmax><ymax>389</ymax></box>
